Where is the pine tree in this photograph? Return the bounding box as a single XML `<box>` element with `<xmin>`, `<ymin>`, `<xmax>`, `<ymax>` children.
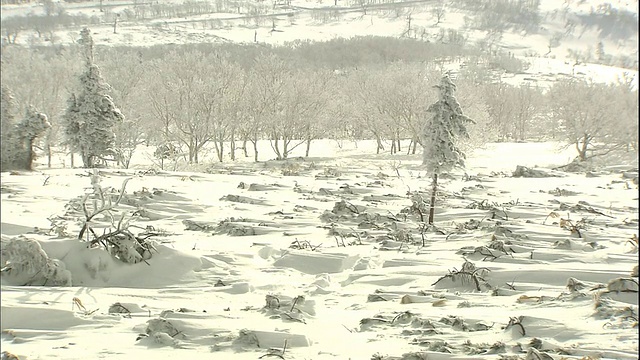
<box><xmin>422</xmin><ymin>74</ymin><xmax>475</xmax><ymax>225</ymax></box>
<box><xmin>62</xmin><ymin>27</ymin><xmax>124</xmax><ymax>168</ymax></box>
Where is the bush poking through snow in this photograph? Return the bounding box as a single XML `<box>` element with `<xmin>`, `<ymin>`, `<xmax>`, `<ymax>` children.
<box><xmin>261</xmin><ymin>294</ymin><xmax>312</xmax><ymax>324</ymax></box>
<box><xmin>606</xmin><ymin>277</ymin><xmax>639</xmax><ymax>293</ymax></box>
<box><xmin>0</xmin><ymin>235</ymin><xmax>72</xmax><ymax>286</ymax></box>
<box><xmin>504</xmin><ymin>316</ymin><xmax>526</xmax><ymax>337</ymax></box>
<box><xmin>68</xmin><ymin>171</ymin><xmax>157</xmax><ymax>264</ymax></box>
<box><xmin>369</xmin><ymin>352</ymin><xmax>430</xmax><ymax>360</ymax></box>
<box><xmin>233</xmin><ymin>329</ymin><xmax>260</xmax><ymax>348</ymax></box>
<box><xmin>142</xmin><ymin>318</ymin><xmax>185</xmax><ymax>347</ymax></box>
<box><xmin>525</xmin><ymin>347</ymin><xmax>554</xmax><ymax>360</ymax></box>
<box><xmin>289</xmin><ymin>239</ymin><xmax>321</xmax><ymax>251</ymax></box>
<box><xmin>513</xmin><ymin>165</ymin><xmax>559</xmax><ymax>178</ymax></box>
<box><xmin>432</xmin><ymin>260</ymin><xmax>492</xmax><ymax>291</ymax></box>
<box><xmin>1</xmin><ymin>351</ymin><xmax>20</xmax><ymax>360</ymax></box>
<box><xmin>108</xmin><ymin>302</ymin><xmax>132</xmax><ymax>316</ymax></box>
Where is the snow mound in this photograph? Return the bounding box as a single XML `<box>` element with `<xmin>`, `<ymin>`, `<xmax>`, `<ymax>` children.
<box><xmin>273</xmin><ymin>250</ymin><xmax>360</xmax><ymax>275</ymax></box>
<box><xmin>31</xmin><ymin>238</ymin><xmax>204</xmax><ymax>288</ymax></box>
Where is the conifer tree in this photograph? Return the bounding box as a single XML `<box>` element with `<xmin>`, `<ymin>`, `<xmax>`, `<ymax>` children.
<box><xmin>1</xmin><ymin>85</ymin><xmax>18</xmax><ymax>171</ymax></box>
<box><xmin>17</xmin><ymin>106</ymin><xmax>51</xmax><ymax>170</ymax></box>
<box><xmin>1</xmin><ymin>86</ymin><xmax>50</xmax><ymax>171</ymax></box>
<box><xmin>62</xmin><ymin>27</ymin><xmax>124</xmax><ymax>168</ymax></box>
<box><xmin>422</xmin><ymin>74</ymin><xmax>475</xmax><ymax>225</ymax></box>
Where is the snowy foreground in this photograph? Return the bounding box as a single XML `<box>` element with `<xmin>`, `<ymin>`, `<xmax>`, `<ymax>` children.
<box><xmin>1</xmin><ymin>141</ymin><xmax>638</xmax><ymax>360</ymax></box>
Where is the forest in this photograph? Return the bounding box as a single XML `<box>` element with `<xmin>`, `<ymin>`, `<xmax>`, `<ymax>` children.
<box><xmin>1</xmin><ymin>33</ymin><xmax>637</xmax><ymax>171</ymax></box>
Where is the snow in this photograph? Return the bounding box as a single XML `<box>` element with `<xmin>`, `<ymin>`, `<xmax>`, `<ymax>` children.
<box><xmin>1</xmin><ymin>140</ymin><xmax>638</xmax><ymax>359</ymax></box>
<box><xmin>1</xmin><ymin>0</ymin><xmax>638</xmax><ymax>358</ymax></box>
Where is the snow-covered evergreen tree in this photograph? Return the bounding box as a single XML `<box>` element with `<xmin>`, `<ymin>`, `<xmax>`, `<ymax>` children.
<box><xmin>1</xmin><ymin>85</ymin><xmax>18</xmax><ymax>171</ymax></box>
<box><xmin>1</xmin><ymin>87</ymin><xmax>50</xmax><ymax>171</ymax></box>
<box><xmin>422</xmin><ymin>74</ymin><xmax>474</xmax><ymax>224</ymax></box>
<box><xmin>16</xmin><ymin>106</ymin><xmax>51</xmax><ymax>170</ymax></box>
<box><xmin>63</xmin><ymin>28</ymin><xmax>124</xmax><ymax>168</ymax></box>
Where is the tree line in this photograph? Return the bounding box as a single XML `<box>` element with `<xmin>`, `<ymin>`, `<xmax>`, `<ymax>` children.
<box><xmin>1</xmin><ymin>31</ymin><xmax>637</xmax><ymax>170</ymax></box>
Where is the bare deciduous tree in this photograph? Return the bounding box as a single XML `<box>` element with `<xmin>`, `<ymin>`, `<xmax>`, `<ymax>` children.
<box><xmin>548</xmin><ymin>78</ymin><xmax>624</xmax><ymax>161</ymax></box>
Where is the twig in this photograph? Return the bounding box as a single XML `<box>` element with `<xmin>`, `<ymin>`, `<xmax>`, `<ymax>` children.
<box><xmin>344</xmin><ymin>201</ymin><xmax>360</xmax><ymax>214</ymax></box>
<box><xmin>290</xmin><ymin>296</ymin><xmax>302</xmax><ymax>312</ymax></box>
<box><xmin>505</xmin><ymin>316</ymin><xmax>526</xmax><ymax>336</ymax></box>
<box><xmin>281</xmin><ymin>312</ymin><xmax>306</xmax><ymax>324</ymax></box>
<box><xmin>391</xmin><ymin>311</ymin><xmax>411</xmax><ymax>324</ymax></box>
<box><xmin>258</xmin><ymin>354</ymin><xmax>285</xmax><ymax>359</ymax></box>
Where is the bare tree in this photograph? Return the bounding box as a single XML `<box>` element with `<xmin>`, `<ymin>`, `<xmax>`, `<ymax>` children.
<box><xmin>246</xmin><ymin>53</ymin><xmax>290</xmax><ymax>161</ymax></box>
<box><xmin>148</xmin><ymin>50</ymin><xmax>249</xmax><ymax>165</ymax></box>
<box><xmin>100</xmin><ymin>50</ymin><xmax>148</xmax><ymax>168</ymax></box>
<box><xmin>483</xmin><ymin>81</ymin><xmax>517</xmax><ymax>142</ymax></box>
<box><xmin>547</xmin><ymin>78</ymin><xmax>623</xmax><ymax>161</ymax></box>
<box><xmin>431</xmin><ymin>0</ymin><xmax>446</xmax><ymax>26</ymax></box>
<box><xmin>372</xmin><ymin>63</ymin><xmax>440</xmax><ymax>154</ymax></box>
<box><xmin>201</xmin><ymin>56</ymin><xmax>245</xmax><ymax>163</ymax></box>
<box><xmin>511</xmin><ymin>84</ymin><xmax>543</xmax><ymax>142</ymax></box>
<box><xmin>348</xmin><ymin>67</ymin><xmax>394</xmax><ymax>154</ymax></box>
<box><xmin>610</xmin><ymin>73</ymin><xmax>639</xmax><ymax>153</ymax></box>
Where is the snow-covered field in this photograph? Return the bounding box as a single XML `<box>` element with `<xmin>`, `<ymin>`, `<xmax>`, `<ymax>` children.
<box><xmin>1</xmin><ymin>141</ymin><xmax>638</xmax><ymax>360</ymax></box>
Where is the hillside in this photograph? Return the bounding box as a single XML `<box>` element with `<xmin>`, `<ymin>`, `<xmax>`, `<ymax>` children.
<box><xmin>1</xmin><ymin>0</ymin><xmax>638</xmax><ymax>73</ymax></box>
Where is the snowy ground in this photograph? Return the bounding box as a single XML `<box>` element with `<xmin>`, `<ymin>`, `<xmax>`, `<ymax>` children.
<box><xmin>1</xmin><ymin>141</ymin><xmax>638</xmax><ymax>360</ymax></box>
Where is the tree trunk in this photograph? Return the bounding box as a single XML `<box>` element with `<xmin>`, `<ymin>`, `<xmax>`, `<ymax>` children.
<box><xmin>216</xmin><ymin>139</ymin><xmax>224</xmax><ymax>162</ymax></box>
<box><xmin>305</xmin><ymin>138</ymin><xmax>312</xmax><ymax>157</ymax></box>
<box><xmin>396</xmin><ymin>135</ymin><xmax>401</xmax><ymax>152</ymax></box>
<box><xmin>83</xmin><ymin>154</ymin><xmax>93</xmax><ymax>168</ymax></box>
<box><xmin>272</xmin><ymin>136</ymin><xmax>283</xmax><ymax>160</ymax></box>
<box><xmin>70</xmin><ymin>152</ymin><xmax>74</xmax><ymax>168</ymax></box>
<box><xmin>243</xmin><ymin>138</ymin><xmax>249</xmax><ymax>157</ymax></box>
<box><xmin>576</xmin><ymin>134</ymin><xmax>589</xmax><ymax>161</ymax></box>
<box><xmin>230</xmin><ymin>129</ymin><xmax>236</xmax><ymax>161</ymax></box>
<box><xmin>25</xmin><ymin>139</ymin><xmax>34</xmax><ymax>171</ymax></box>
<box><xmin>282</xmin><ymin>138</ymin><xmax>289</xmax><ymax>160</ymax></box>
<box><xmin>188</xmin><ymin>141</ymin><xmax>194</xmax><ymax>164</ymax></box>
<box><xmin>47</xmin><ymin>144</ymin><xmax>52</xmax><ymax>168</ymax></box>
<box><xmin>252</xmin><ymin>139</ymin><xmax>259</xmax><ymax>162</ymax></box>
<box><xmin>376</xmin><ymin>135</ymin><xmax>383</xmax><ymax>154</ymax></box>
<box><xmin>412</xmin><ymin>138</ymin><xmax>417</xmax><ymax>154</ymax></box>
<box><xmin>428</xmin><ymin>173</ymin><xmax>438</xmax><ymax>225</ymax></box>
<box><xmin>219</xmin><ymin>139</ymin><xmax>223</xmax><ymax>162</ymax></box>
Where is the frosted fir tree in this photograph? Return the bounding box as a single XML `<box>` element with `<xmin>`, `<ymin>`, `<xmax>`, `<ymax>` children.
<box><xmin>422</xmin><ymin>74</ymin><xmax>474</xmax><ymax>224</ymax></box>
<box><xmin>1</xmin><ymin>86</ymin><xmax>50</xmax><ymax>171</ymax></box>
<box><xmin>1</xmin><ymin>85</ymin><xmax>18</xmax><ymax>171</ymax></box>
<box><xmin>16</xmin><ymin>106</ymin><xmax>51</xmax><ymax>170</ymax></box>
<box><xmin>63</xmin><ymin>28</ymin><xmax>124</xmax><ymax>168</ymax></box>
